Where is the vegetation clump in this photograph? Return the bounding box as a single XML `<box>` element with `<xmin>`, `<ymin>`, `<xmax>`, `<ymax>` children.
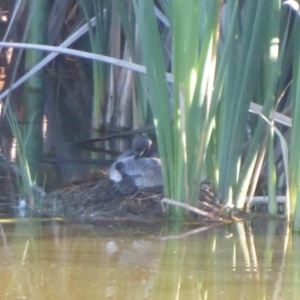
<box><xmin>0</xmin><ymin>0</ymin><xmax>299</xmax><ymax>228</ymax></box>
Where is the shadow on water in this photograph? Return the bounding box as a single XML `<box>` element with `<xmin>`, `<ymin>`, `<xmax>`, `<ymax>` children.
<box><xmin>0</xmin><ymin>218</ymin><xmax>299</xmax><ymax>300</ymax></box>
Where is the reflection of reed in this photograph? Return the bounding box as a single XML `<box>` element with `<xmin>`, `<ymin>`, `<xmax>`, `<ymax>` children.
<box><xmin>152</xmin><ymin>221</ymin><xmax>296</xmax><ymax>299</ymax></box>
<box><xmin>0</xmin><ymin>220</ymin><xmax>296</xmax><ymax>299</ymax></box>
<box><xmin>246</xmin><ymin>223</ymin><xmax>258</xmax><ymax>271</ymax></box>
<box><xmin>235</xmin><ymin>222</ymin><xmax>251</xmax><ymax>269</ymax></box>
<box><xmin>271</xmin><ymin>222</ymin><xmax>289</xmax><ymax>299</ymax></box>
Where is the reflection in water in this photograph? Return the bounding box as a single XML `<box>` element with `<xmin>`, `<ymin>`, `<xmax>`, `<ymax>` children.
<box><xmin>0</xmin><ymin>219</ymin><xmax>299</xmax><ymax>299</ymax></box>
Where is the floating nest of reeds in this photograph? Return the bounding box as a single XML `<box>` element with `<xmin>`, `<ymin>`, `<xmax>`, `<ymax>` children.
<box><xmin>39</xmin><ymin>170</ymin><xmax>249</xmax><ymax>223</ymax></box>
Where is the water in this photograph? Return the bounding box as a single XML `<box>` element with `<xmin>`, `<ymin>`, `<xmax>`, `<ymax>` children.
<box><xmin>0</xmin><ymin>219</ymin><xmax>299</xmax><ymax>299</ymax></box>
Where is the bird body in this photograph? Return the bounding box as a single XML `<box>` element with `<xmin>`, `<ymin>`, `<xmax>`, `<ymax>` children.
<box><xmin>113</xmin><ymin>161</ymin><xmax>138</xmax><ymax>194</ymax></box>
<box><xmin>109</xmin><ymin>136</ymin><xmax>163</xmax><ymax>194</ymax></box>
<box><xmin>109</xmin><ymin>156</ymin><xmax>163</xmax><ymax>190</ymax></box>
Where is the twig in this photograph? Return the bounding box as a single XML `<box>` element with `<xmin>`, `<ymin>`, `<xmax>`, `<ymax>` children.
<box><xmin>161</xmin><ymin>197</ymin><xmax>228</xmax><ymax>222</ymax></box>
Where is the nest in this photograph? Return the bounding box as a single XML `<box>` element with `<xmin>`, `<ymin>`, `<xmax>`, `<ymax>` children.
<box><xmin>39</xmin><ymin>171</ymin><xmax>164</xmax><ymax>223</ymax></box>
<box><xmin>38</xmin><ymin>170</ymin><xmax>249</xmax><ymax>223</ymax></box>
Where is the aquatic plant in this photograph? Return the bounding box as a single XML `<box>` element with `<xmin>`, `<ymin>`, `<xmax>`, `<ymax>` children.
<box><xmin>2</xmin><ymin>0</ymin><xmax>300</xmax><ymax>229</ymax></box>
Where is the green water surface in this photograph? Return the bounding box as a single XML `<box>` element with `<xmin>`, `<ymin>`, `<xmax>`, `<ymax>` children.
<box><xmin>0</xmin><ymin>219</ymin><xmax>298</xmax><ymax>300</ymax></box>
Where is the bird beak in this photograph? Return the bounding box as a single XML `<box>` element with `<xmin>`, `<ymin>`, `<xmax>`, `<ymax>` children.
<box><xmin>134</xmin><ymin>149</ymin><xmax>144</xmax><ymax>159</ymax></box>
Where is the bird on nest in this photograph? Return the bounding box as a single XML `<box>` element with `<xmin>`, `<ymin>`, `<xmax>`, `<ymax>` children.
<box><xmin>109</xmin><ymin>136</ymin><xmax>163</xmax><ymax>194</ymax></box>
